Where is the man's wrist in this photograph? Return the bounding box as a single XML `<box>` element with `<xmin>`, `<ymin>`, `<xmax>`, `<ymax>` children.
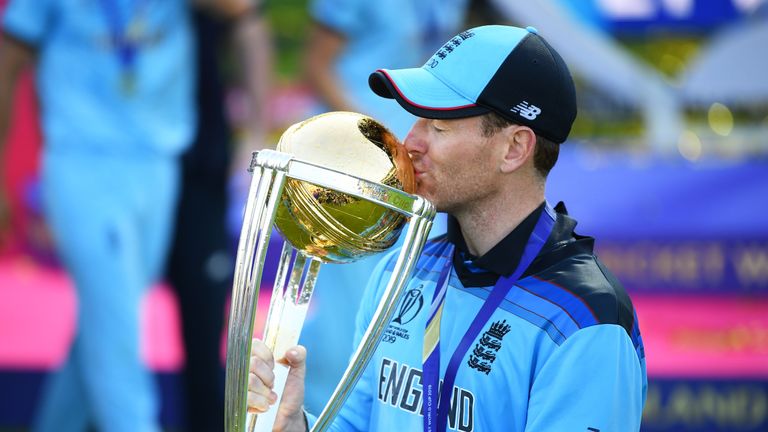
<box><xmin>275</xmin><ymin>407</ymin><xmax>309</xmax><ymax>432</ymax></box>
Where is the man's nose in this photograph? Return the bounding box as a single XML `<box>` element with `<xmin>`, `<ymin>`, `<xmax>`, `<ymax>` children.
<box><xmin>404</xmin><ymin>119</ymin><xmax>428</xmax><ymax>154</ymax></box>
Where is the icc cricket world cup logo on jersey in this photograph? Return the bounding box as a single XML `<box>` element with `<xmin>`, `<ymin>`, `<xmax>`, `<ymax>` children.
<box><xmin>383</xmin><ymin>286</ymin><xmax>425</xmax><ymax>344</ymax></box>
<box><xmin>393</xmin><ymin>287</ymin><xmax>424</xmax><ymax>325</ymax></box>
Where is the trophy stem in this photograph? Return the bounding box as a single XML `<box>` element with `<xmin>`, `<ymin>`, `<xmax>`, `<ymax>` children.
<box><xmin>311</xmin><ymin>214</ymin><xmax>433</xmax><ymax>431</ymax></box>
<box><xmin>250</xmin><ymin>256</ymin><xmax>322</xmax><ymax>432</ymax></box>
<box><xmin>262</xmin><ymin>242</ymin><xmax>294</xmax><ymax>349</ymax></box>
<box><xmin>263</xmin><ymin>252</ymin><xmax>306</xmax><ymax>349</ymax></box>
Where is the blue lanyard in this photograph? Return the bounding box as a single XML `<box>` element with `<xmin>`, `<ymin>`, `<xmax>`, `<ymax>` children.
<box><xmin>97</xmin><ymin>0</ymin><xmax>149</xmax><ymax>77</ymax></box>
<box><xmin>421</xmin><ymin>204</ymin><xmax>556</xmax><ymax>432</ymax></box>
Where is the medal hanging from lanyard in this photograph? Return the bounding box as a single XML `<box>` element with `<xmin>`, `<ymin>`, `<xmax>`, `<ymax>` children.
<box><xmin>98</xmin><ymin>0</ymin><xmax>149</xmax><ymax>96</ymax></box>
<box><xmin>421</xmin><ymin>204</ymin><xmax>557</xmax><ymax>432</ymax></box>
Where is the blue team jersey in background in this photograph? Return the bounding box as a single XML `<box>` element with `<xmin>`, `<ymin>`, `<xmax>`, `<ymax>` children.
<box><xmin>2</xmin><ymin>0</ymin><xmax>195</xmax><ymax>157</ymax></box>
<box><xmin>309</xmin><ymin>0</ymin><xmax>467</xmax><ymax>139</ymax></box>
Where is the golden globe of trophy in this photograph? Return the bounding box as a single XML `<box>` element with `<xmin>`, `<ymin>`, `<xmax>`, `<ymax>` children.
<box><xmin>273</xmin><ymin>111</ymin><xmax>416</xmax><ymax>263</ymax></box>
<box><xmin>225</xmin><ymin>112</ymin><xmax>436</xmax><ymax>432</ymax></box>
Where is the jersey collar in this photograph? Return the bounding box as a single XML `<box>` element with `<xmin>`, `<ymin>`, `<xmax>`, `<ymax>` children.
<box><xmin>447</xmin><ymin>202</ymin><xmax>546</xmax><ymax>287</ymax></box>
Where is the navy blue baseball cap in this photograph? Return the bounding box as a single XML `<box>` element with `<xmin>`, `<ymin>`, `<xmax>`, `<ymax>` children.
<box><xmin>369</xmin><ymin>25</ymin><xmax>577</xmax><ymax>144</ymax></box>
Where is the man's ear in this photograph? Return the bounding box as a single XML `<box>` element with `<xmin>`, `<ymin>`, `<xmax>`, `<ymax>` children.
<box><xmin>499</xmin><ymin>125</ymin><xmax>536</xmax><ymax>174</ymax></box>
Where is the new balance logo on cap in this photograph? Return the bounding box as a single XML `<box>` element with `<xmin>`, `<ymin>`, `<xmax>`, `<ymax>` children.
<box><xmin>510</xmin><ymin>101</ymin><xmax>542</xmax><ymax>120</ymax></box>
<box><xmin>369</xmin><ymin>25</ymin><xmax>577</xmax><ymax>144</ymax></box>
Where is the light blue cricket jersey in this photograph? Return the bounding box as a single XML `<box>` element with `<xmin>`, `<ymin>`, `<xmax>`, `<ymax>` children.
<box><xmin>309</xmin><ymin>211</ymin><xmax>647</xmax><ymax>431</ymax></box>
<box><xmin>2</xmin><ymin>0</ymin><xmax>195</xmax><ymax>157</ymax></box>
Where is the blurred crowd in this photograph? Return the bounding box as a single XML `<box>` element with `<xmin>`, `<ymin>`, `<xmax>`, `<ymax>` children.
<box><xmin>0</xmin><ymin>0</ymin><xmax>766</xmax><ymax>431</ymax></box>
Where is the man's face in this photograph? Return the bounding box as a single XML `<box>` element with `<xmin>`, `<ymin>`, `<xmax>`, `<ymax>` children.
<box><xmin>403</xmin><ymin>116</ymin><xmax>505</xmax><ymax>214</ymax></box>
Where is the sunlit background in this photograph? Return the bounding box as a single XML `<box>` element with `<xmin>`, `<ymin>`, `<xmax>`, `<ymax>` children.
<box><xmin>1</xmin><ymin>0</ymin><xmax>767</xmax><ymax>431</ymax></box>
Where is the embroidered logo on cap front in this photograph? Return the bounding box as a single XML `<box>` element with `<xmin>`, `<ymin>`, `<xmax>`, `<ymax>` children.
<box><xmin>510</xmin><ymin>101</ymin><xmax>542</xmax><ymax>120</ymax></box>
<box><xmin>426</xmin><ymin>30</ymin><xmax>476</xmax><ymax>69</ymax></box>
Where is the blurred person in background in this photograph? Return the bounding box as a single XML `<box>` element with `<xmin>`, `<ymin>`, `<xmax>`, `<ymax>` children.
<box><xmin>0</xmin><ymin>0</ymin><xmax>244</xmax><ymax>430</ymax></box>
<box><xmin>166</xmin><ymin>1</ymin><xmax>272</xmax><ymax>431</ymax></box>
<box><xmin>298</xmin><ymin>0</ymin><xmax>468</xmax><ymax>412</ymax></box>
<box><xmin>304</xmin><ymin>0</ymin><xmax>469</xmax><ymax>140</ymax></box>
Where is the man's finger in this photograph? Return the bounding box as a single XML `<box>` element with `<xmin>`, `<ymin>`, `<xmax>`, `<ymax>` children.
<box><xmin>281</xmin><ymin>345</ymin><xmax>307</xmax><ymax>367</ymax></box>
<box><xmin>249</xmin><ymin>356</ymin><xmax>276</xmax><ymax>389</ymax></box>
<box><xmin>250</xmin><ymin>338</ymin><xmax>275</xmax><ymax>367</ymax></box>
<box><xmin>246</xmin><ymin>389</ymin><xmax>277</xmax><ymax>413</ymax></box>
<box><xmin>248</xmin><ymin>370</ymin><xmax>274</xmax><ymax>395</ymax></box>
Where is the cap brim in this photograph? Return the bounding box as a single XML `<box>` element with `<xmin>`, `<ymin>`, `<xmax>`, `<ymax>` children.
<box><xmin>369</xmin><ymin>69</ymin><xmax>489</xmax><ymax>119</ymax></box>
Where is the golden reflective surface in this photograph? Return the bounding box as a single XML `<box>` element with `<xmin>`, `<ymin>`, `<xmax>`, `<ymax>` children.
<box><xmin>274</xmin><ymin>111</ymin><xmax>415</xmax><ymax>263</ymax></box>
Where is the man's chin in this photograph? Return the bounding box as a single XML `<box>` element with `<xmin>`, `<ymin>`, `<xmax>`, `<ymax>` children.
<box><xmin>415</xmin><ymin>189</ymin><xmax>440</xmax><ymax>209</ymax></box>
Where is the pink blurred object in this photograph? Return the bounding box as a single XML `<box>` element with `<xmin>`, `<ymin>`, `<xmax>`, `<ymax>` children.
<box><xmin>635</xmin><ymin>294</ymin><xmax>768</xmax><ymax>378</ymax></box>
<box><xmin>0</xmin><ymin>256</ymin><xmax>74</xmax><ymax>369</ymax></box>
<box><xmin>0</xmin><ymin>255</ymin><xmax>273</xmax><ymax>371</ymax></box>
<box><xmin>0</xmin><ymin>66</ymin><xmax>50</xmax><ymax>263</ymax></box>
<box><xmin>0</xmin><ymin>255</ymin><xmax>184</xmax><ymax>370</ymax></box>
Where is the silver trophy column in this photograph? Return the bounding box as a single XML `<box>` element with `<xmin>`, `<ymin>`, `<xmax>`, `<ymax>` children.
<box><xmin>225</xmin><ymin>149</ymin><xmax>435</xmax><ymax>432</ymax></box>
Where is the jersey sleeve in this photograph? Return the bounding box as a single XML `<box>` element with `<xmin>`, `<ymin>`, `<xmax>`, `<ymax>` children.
<box><xmin>525</xmin><ymin>324</ymin><xmax>648</xmax><ymax>432</ymax></box>
<box><xmin>308</xmin><ymin>0</ymin><xmax>363</xmax><ymax>37</ymax></box>
<box><xmin>306</xmin><ymin>249</ymin><xmax>400</xmax><ymax>431</ymax></box>
<box><xmin>2</xmin><ymin>0</ymin><xmax>54</xmax><ymax>45</ymax></box>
